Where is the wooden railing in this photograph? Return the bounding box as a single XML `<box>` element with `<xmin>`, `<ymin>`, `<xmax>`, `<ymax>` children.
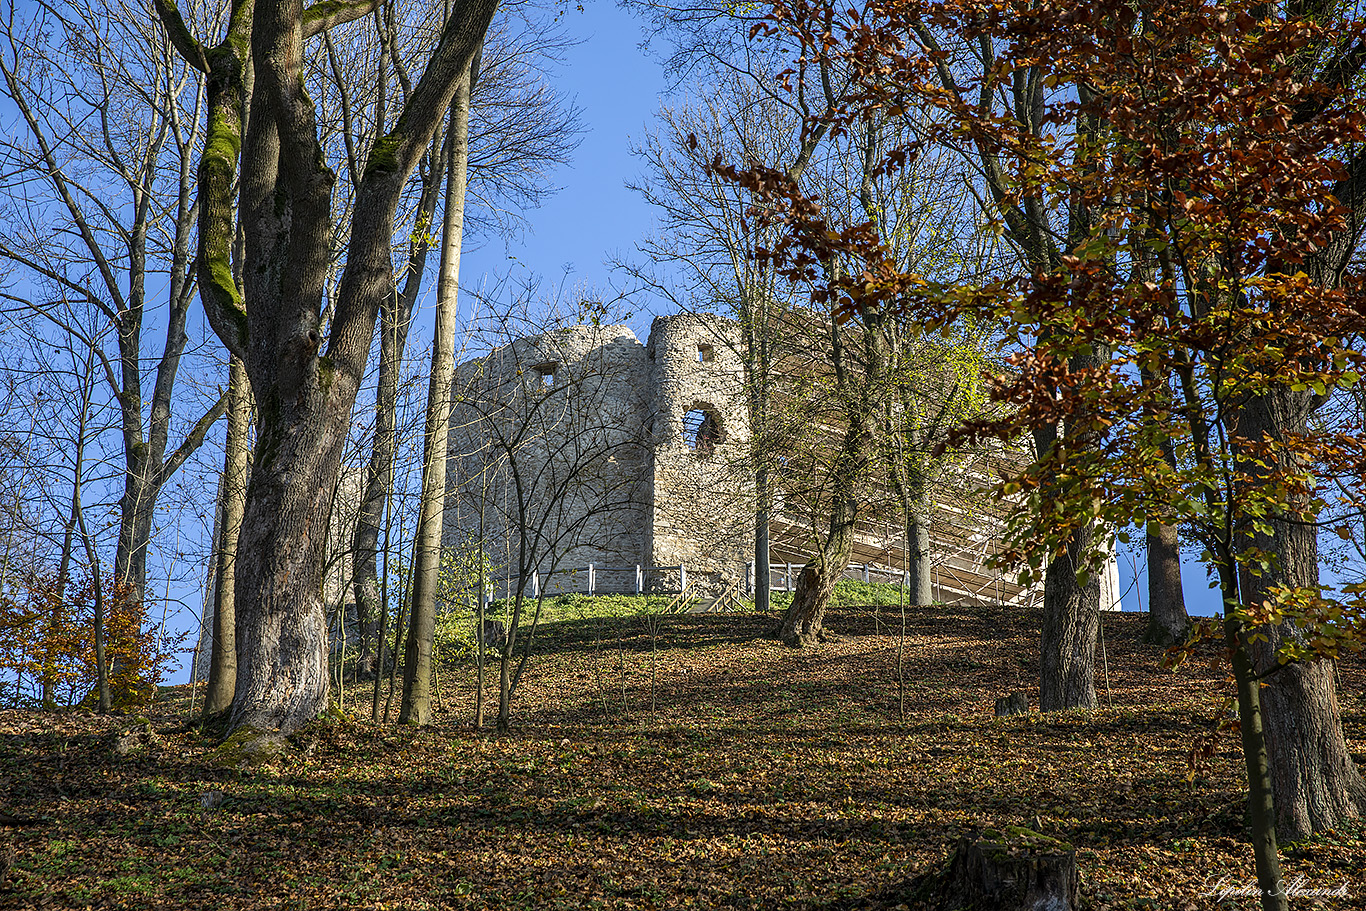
<box><xmin>663</xmin><ymin>579</ymin><xmax>699</xmax><ymax>615</ymax></box>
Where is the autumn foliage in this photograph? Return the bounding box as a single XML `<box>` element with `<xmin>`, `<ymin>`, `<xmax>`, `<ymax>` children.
<box><xmin>712</xmin><ymin>3</ymin><xmax>1366</xmax><ymax>896</ymax></box>
<box><xmin>0</xmin><ymin>567</ymin><xmax>179</xmax><ymax>710</ymax></box>
<box><xmin>722</xmin><ymin>0</ymin><xmax>1366</xmax><ymax>658</ymax></box>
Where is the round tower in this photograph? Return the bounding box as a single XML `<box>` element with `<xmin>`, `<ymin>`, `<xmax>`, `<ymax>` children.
<box><xmin>645</xmin><ymin>313</ymin><xmax>753</xmax><ymax>591</ymax></box>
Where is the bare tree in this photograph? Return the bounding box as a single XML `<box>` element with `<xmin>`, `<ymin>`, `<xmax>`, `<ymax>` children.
<box><xmin>153</xmin><ymin>0</ymin><xmax>498</xmax><ymax>739</ymax></box>
<box><xmin>0</xmin><ymin>0</ymin><xmax>228</xmax><ymax>705</ymax></box>
<box><xmin>627</xmin><ymin>65</ymin><xmax>835</xmax><ymax>620</ymax></box>
<box><xmin>629</xmin><ymin>49</ymin><xmax>999</xmax><ymax>638</ymax></box>
<box><xmin>350</xmin><ymin>1</ymin><xmax>581</xmax><ymax>684</ymax></box>
<box><xmin>400</xmin><ymin>50</ymin><xmax>478</xmax><ymax>726</ymax></box>
<box><xmin>201</xmin><ymin>356</ymin><xmax>250</xmax><ymax>720</ymax></box>
<box><xmin>449</xmin><ymin>293</ymin><xmax>649</xmax><ymax>732</ymax></box>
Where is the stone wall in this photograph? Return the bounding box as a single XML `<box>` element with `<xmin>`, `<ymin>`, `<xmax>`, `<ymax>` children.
<box><xmin>644</xmin><ymin>313</ymin><xmax>752</xmax><ymax>591</ymax></box>
<box><xmin>439</xmin><ymin>315</ymin><xmax>759</xmax><ymax>597</ymax></box>
<box><xmin>438</xmin><ymin>312</ymin><xmax>1109</xmax><ymax>605</ymax></box>
<box><xmin>443</xmin><ymin>324</ymin><xmax>653</xmax><ymax>595</ymax></box>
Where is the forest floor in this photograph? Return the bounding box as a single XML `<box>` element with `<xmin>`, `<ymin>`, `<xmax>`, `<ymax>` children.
<box><xmin>2</xmin><ymin>600</ymin><xmax>1364</xmax><ymax>910</ymax></box>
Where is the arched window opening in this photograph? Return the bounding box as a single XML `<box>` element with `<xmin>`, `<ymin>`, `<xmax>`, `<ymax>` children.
<box><xmin>683</xmin><ymin>407</ymin><xmax>723</xmax><ymax>456</ymax></box>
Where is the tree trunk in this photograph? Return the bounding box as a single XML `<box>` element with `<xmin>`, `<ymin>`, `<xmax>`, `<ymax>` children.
<box><xmin>779</xmin><ymin>307</ymin><xmax>882</xmax><ymax>647</ymax></box>
<box><xmin>1035</xmin><ymin>349</ymin><xmax>1103</xmax><ymax>712</ymax></box>
<box><xmin>401</xmin><ymin>56</ymin><xmax>475</xmax><ymax>726</ymax></box>
<box><xmin>1237</xmin><ymin>387</ymin><xmax>1365</xmax><ymax>842</ymax></box>
<box><xmin>497</xmin><ymin>649</ymin><xmax>512</xmax><ymax>734</ymax></box>
<box><xmin>203</xmin><ymin>357</ymin><xmax>250</xmax><ymax>721</ymax></box>
<box><xmin>1039</xmin><ymin>518</ymin><xmax>1100</xmax><ymax>712</ymax></box>
<box><xmin>75</xmin><ymin>501</ymin><xmax>109</xmax><ymax>713</ymax></box>
<box><xmin>222</xmin><ymin>0</ymin><xmax>496</xmax><ymax>739</ymax></box>
<box><xmin>1144</xmin><ymin>419</ymin><xmax>1187</xmax><ymax>645</ymax></box>
<box><xmin>497</xmin><ymin>592</ymin><xmax>516</xmax><ymax>733</ymax></box>
<box><xmin>44</xmin><ymin>390</ymin><xmax>90</xmax><ymax>709</ymax></box>
<box><xmin>351</xmin><ymin>126</ymin><xmax>447</xmax><ymax>679</ymax></box>
<box><xmin>370</xmin><ymin>527</ymin><xmax>390</xmax><ymax>722</ymax></box>
<box><xmin>754</xmin><ymin>464</ymin><xmax>770</xmax><ymax>612</ymax></box>
<box><xmin>43</xmin><ymin>499</ymin><xmax>78</xmax><ymax>709</ymax></box>
<box><xmin>937</xmin><ymin>832</ymin><xmax>1078</xmax><ymax>911</ymax></box>
<box><xmin>1144</xmin><ymin>520</ymin><xmax>1187</xmax><ymax>645</ymax></box>
<box><xmin>1256</xmin><ymin>658</ymin><xmax>1364</xmax><ymax>842</ymax></box>
<box><xmin>108</xmin><ymin>95</ymin><xmax>226</xmax><ymax>710</ymax></box>
<box><xmin>1223</xmin><ymin>562</ymin><xmax>1288</xmax><ymax>911</ymax></box>
<box><xmin>781</xmin><ymin>502</ymin><xmax>856</xmax><ymax>647</ymax></box>
<box><xmin>907</xmin><ymin>501</ymin><xmax>932</xmax><ymax>607</ymax></box>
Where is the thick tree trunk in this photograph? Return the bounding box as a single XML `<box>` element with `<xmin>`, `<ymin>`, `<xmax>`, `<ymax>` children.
<box><xmin>780</xmin><ymin>308</ymin><xmax>882</xmax><ymax>647</ymax></box>
<box><xmin>1237</xmin><ymin>387</ymin><xmax>1365</xmax><ymax>842</ymax></box>
<box><xmin>222</xmin><ymin>0</ymin><xmax>497</xmax><ymax>739</ymax></box>
<box><xmin>1035</xmin><ymin>343</ymin><xmax>1104</xmax><ymax>712</ymax></box>
<box><xmin>1144</xmin><ymin>520</ymin><xmax>1187</xmax><ymax>645</ymax></box>
<box><xmin>1039</xmin><ymin>521</ymin><xmax>1100</xmax><ymax>712</ymax></box>
<box><xmin>1144</xmin><ymin>418</ymin><xmax>1188</xmax><ymax>644</ymax></box>
<box><xmin>937</xmin><ymin>832</ymin><xmax>1078</xmax><ymax>911</ymax></box>
<box><xmin>203</xmin><ymin>357</ymin><xmax>250</xmax><ymax>720</ymax></box>
<box><xmin>401</xmin><ymin>59</ymin><xmax>475</xmax><ymax>725</ymax></box>
<box><xmin>228</xmin><ymin>455</ymin><xmax>336</xmax><ymax>734</ymax></box>
<box><xmin>781</xmin><ymin>497</ymin><xmax>857</xmax><ymax>647</ymax></box>
<box><xmin>1255</xmin><ymin>658</ymin><xmax>1364</xmax><ymax>842</ymax></box>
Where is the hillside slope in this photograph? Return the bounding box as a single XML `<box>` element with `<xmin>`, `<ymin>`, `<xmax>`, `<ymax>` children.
<box><xmin>2</xmin><ymin>601</ymin><xmax>1362</xmax><ymax>909</ymax></box>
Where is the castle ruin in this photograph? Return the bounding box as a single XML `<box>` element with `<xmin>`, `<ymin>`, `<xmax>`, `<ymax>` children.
<box><xmin>441</xmin><ymin>312</ymin><xmax>1104</xmax><ymax>607</ymax></box>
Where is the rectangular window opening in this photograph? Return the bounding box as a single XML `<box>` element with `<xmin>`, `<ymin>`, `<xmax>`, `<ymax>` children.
<box><xmin>697</xmin><ymin>344</ymin><xmax>714</xmax><ymax>363</ymax></box>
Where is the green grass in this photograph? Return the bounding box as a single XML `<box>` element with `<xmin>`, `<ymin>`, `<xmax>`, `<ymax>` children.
<box><xmin>492</xmin><ymin>579</ymin><xmax>911</xmax><ymax>621</ymax></box>
<box><xmin>434</xmin><ymin>580</ymin><xmax>915</xmax><ymax>656</ymax></box>
<box><xmin>743</xmin><ymin>578</ymin><xmax>914</xmax><ymax>612</ymax></box>
<box><xmin>435</xmin><ymin>593</ymin><xmax>676</xmax><ymax>657</ymax></box>
<box><xmin>446</xmin><ymin>592</ymin><xmax>673</xmax><ymax>628</ymax></box>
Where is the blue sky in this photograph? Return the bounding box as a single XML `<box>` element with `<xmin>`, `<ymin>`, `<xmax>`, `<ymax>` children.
<box><xmin>458</xmin><ymin>2</ymin><xmax>665</xmax><ymax>340</ymax></box>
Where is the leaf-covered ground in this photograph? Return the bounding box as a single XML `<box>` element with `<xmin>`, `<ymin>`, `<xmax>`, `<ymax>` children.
<box><xmin>3</xmin><ymin>601</ymin><xmax>1364</xmax><ymax>910</ymax></box>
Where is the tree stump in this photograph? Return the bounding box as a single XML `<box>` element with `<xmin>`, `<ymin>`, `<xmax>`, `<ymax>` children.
<box><xmin>995</xmin><ymin>691</ymin><xmax>1029</xmax><ymax>717</ymax></box>
<box><xmin>937</xmin><ymin>829</ymin><xmax>1078</xmax><ymax>911</ymax></box>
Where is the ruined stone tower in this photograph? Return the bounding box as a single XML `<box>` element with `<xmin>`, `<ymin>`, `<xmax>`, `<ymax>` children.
<box><xmin>440</xmin><ymin>312</ymin><xmax>1092</xmax><ymax>607</ymax></box>
<box><xmin>441</xmin><ymin>314</ymin><xmax>757</xmax><ymax>595</ymax></box>
<box><xmin>643</xmin><ymin>313</ymin><xmax>752</xmax><ymax>590</ymax></box>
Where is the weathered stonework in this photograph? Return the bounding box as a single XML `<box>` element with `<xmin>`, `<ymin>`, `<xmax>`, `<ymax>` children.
<box><xmin>440</xmin><ymin>315</ymin><xmax>756</xmax><ymax>596</ymax></box>
<box><xmin>443</xmin><ymin>323</ymin><xmax>652</xmax><ymax>593</ymax></box>
<box><xmin>643</xmin><ymin>313</ymin><xmax>753</xmax><ymax>590</ymax></box>
<box><xmin>440</xmin><ymin>312</ymin><xmax>1116</xmax><ymax>607</ymax></box>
